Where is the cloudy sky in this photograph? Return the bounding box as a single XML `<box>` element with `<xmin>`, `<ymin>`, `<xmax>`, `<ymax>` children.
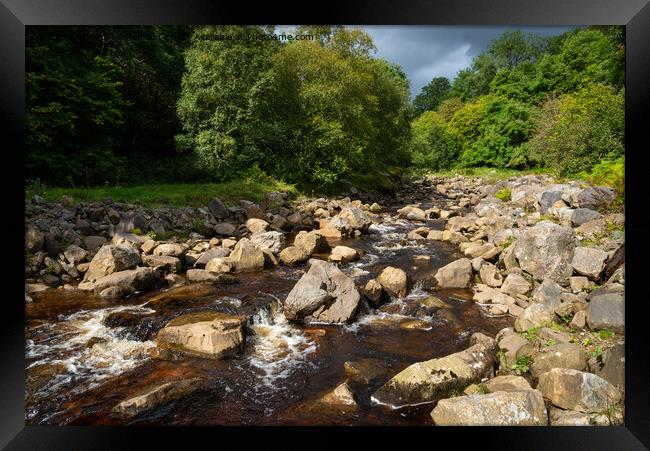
<box><xmin>279</xmin><ymin>26</ymin><xmax>576</xmax><ymax>98</ymax></box>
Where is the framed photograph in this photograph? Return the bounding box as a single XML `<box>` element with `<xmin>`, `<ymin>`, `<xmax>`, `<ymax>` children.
<box><xmin>3</xmin><ymin>0</ymin><xmax>649</xmax><ymax>448</ymax></box>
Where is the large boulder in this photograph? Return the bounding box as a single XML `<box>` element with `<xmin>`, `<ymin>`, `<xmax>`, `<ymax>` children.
<box><xmin>514</xmin><ymin>303</ymin><xmax>553</xmax><ymax>332</ymax></box>
<box><xmin>514</xmin><ymin>221</ymin><xmax>575</xmax><ymax>284</ymax></box>
<box><xmin>529</xmin><ymin>343</ymin><xmax>588</xmax><ymax>378</ymax></box>
<box><xmin>571</xmin><ymin>208</ymin><xmax>602</xmax><ymax>226</ymax></box>
<box><xmin>293</xmin><ymin>231</ymin><xmax>330</xmax><ymax>255</ymax></box>
<box><xmin>434</xmin><ymin>258</ymin><xmax>473</xmax><ymax>289</ymax></box>
<box><xmin>228</xmin><ymin>238</ymin><xmax>265</xmax><ymax>273</ymax></box>
<box><xmin>154</xmin><ymin>312</ymin><xmax>245</xmax><ymax>359</ymax></box>
<box><xmin>571</xmin><ymin>247</ymin><xmax>608</xmax><ymax>280</ymax></box>
<box><xmin>63</xmin><ymin>244</ymin><xmax>88</xmax><ymax>265</ymax></box>
<box><xmin>245</xmin><ymin>218</ymin><xmax>269</xmax><ymax>235</ymax></box>
<box><xmin>284</xmin><ymin>259</ymin><xmax>360</xmax><ymax>324</ymax></box>
<box><xmin>371</xmin><ymin>342</ymin><xmax>494</xmax><ymax>408</ymax></box>
<box><xmin>588</xmin><ymin>343</ymin><xmax>624</xmax><ymax>392</ymax></box>
<box><xmin>479</xmin><ymin>263</ymin><xmax>503</xmax><ymax>288</ymax></box>
<box><xmin>430</xmin><ymin>390</ymin><xmax>548</xmax><ymax>426</ymax></box>
<box><xmin>377</xmin><ymin>266</ymin><xmax>409</xmax><ymax>298</ymax></box>
<box><xmin>249</xmin><ymin>231</ymin><xmax>285</xmax><ymax>255</ymax></box>
<box><xmin>333</xmin><ymin>207</ymin><xmax>372</xmax><ymax>232</ymax></box>
<box><xmin>537</xmin><ymin>368</ymin><xmax>621</xmax><ymax>413</ymax></box>
<box><xmin>82</xmin><ymin>244</ymin><xmax>141</xmax><ymax>283</ymax></box>
<box><xmin>585</xmin><ymin>291</ymin><xmax>625</xmax><ymax>333</ymax></box>
<box><xmin>78</xmin><ymin>267</ymin><xmax>155</xmax><ymax>294</ymax></box>
<box><xmin>576</xmin><ymin>186</ymin><xmax>616</xmax><ymax>210</ymax></box>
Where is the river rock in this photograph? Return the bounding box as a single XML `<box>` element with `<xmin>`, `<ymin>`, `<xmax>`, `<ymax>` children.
<box><xmin>293</xmin><ymin>230</ymin><xmax>330</xmax><ymax>255</ymax></box>
<box><xmin>185</xmin><ymin>269</ymin><xmax>237</xmax><ymax>284</ymax></box>
<box><xmin>514</xmin><ymin>303</ymin><xmax>553</xmax><ymax>332</ymax></box>
<box><xmin>317</xmin><ymin>382</ymin><xmax>357</xmax><ymax>408</ymax></box>
<box><xmin>330</xmin><ymin>246</ymin><xmax>360</xmax><ymax>263</ymax></box>
<box><xmin>344</xmin><ymin>358</ymin><xmax>391</xmax><ymax>385</ymax></box>
<box><xmin>79</xmin><ymin>267</ymin><xmax>155</xmax><ymax>294</ymax></box>
<box><xmin>193</xmin><ymin>247</ymin><xmax>231</xmax><ymax>267</ymax></box>
<box><xmin>571</xmin><ymin>247</ymin><xmax>608</xmax><ymax>280</ymax></box>
<box><xmin>279</xmin><ymin>246</ymin><xmax>309</xmax><ymax>266</ymax></box>
<box><xmin>371</xmin><ymin>342</ymin><xmax>494</xmax><ymax>408</ymax></box>
<box><xmin>549</xmin><ymin>407</ymin><xmax>610</xmax><ymax>426</ymax></box>
<box><xmin>577</xmin><ymin>186</ymin><xmax>615</xmax><ymax>210</ymax></box>
<box><xmin>532</xmin><ymin>278</ymin><xmax>564</xmax><ymax>311</ymax></box>
<box><xmin>245</xmin><ymin>218</ymin><xmax>269</xmax><ymax>235</ymax></box>
<box><xmin>334</xmin><ymin>207</ymin><xmax>372</xmax><ymax>232</ymax></box>
<box><xmin>570</xmin><ymin>276</ymin><xmax>590</xmax><ymax>293</ymax></box>
<box><xmin>152</xmin><ymin>243</ymin><xmax>185</xmax><ymax>258</ymax></box>
<box><xmin>479</xmin><ymin>263</ymin><xmax>502</xmax><ymax>287</ymax></box>
<box><xmin>204</xmin><ymin>257</ymin><xmax>234</xmax><ymax>274</ymax></box>
<box><xmin>501</xmin><ymin>273</ymin><xmax>531</xmax><ymax>296</ymax></box>
<box><xmin>213</xmin><ymin>222</ymin><xmax>237</xmax><ymax>236</ymax></box>
<box><xmin>514</xmin><ymin>221</ymin><xmax>575</xmax><ymax>284</ymax></box>
<box><xmin>434</xmin><ymin>258</ymin><xmax>473</xmax><ymax>289</ymax></box>
<box><xmin>571</xmin><ymin>208</ymin><xmax>602</xmax><ymax>226</ymax></box>
<box><xmin>377</xmin><ymin>266</ymin><xmax>409</xmax><ymax>298</ymax></box>
<box><xmin>588</xmin><ymin>343</ymin><xmax>624</xmax><ymax>391</ymax></box>
<box><xmin>585</xmin><ymin>292</ymin><xmax>624</xmax><ymax>333</ymax></box>
<box><xmin>484</xmin><ymin>375</ymin><xmax>531</xmax><ymax>392</ymax></box>
<box><xmin>537</xmin><ymin>368</ymin><xmax>621</xmax><ymax>413</ymax></box>
<box><xmin>208</xmin><ymin>198</ymin><xmax>230</xmax><ymax>219</ymax></box>
<box><xmin>63</xmin><ymin>244</ymin><xmax>88</xmax><ymax>265</ymax></box>
<box><xmin>431</xmin><ymin>389</ymin><xmax>547</xmax><ymax>426</ymax></box>
<box><xmin>155</xmin><ymin>312</ymin><xmax>245</xmax><ymax>359</ymax></box>
<box><xmin>538</xmin><ymin>190</ymin><xmax>564</xmax><ymax>214</ymax></box>
<box><xmin>228</xmin><ymin>238</ymin><xmax>265</xmax><ymax>272</ymax></box>
<box><xmin>396</xmin><ymin>206</ymin><xmax>426</xmax><ymax>221</ymax></box>
<box><xmin>113</xmin><ymin>378</ymin><xmax>205</xmax><ymax>418</ymax></box>
<box><xmin>249</xmin><ymin>231</ymin><xmax>285</xmax><ymax>255</ymax></box>
<box><xmin>362</xmin><ymin>279</ymin><xmax>387</xmax><ymax>307</ymax></box>
<box><xmin>25</xmin><ymin>228</ymin><xmax>45</xmax><ymax>253</ymax></box>
<box><xmin>82</xmin><ymin>244</ymin><xmax>141</xmax><ymax>283</ymax></box>
<box><xmin>427</xmin><ymin>230</ymin><xmax>444</xmax><ymax>241</ymax></box>
<box><xmin>142</xmin><ymin>255</ymin><xmax>182</xmax><ymax>273</ymax></box>
<box><xmin>529</xmin><ymin>343</ymin><xmax>588</xmax><ymax>378</ymax></box>
<box><xmin>284</xmin><ymin>259</ymin><xmax>360</xmax><ymax>324</ymax></box>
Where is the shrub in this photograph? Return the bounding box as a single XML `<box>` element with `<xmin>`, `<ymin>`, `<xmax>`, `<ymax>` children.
<box><xmin>495</xmin><ymin>187</ymin><xmax>512</xmax><ymax>202</ymax></box>
<box><xmin>528</xmin><ymin>83</ymin><xmax>624</xmax><ymax>175</ymax></box>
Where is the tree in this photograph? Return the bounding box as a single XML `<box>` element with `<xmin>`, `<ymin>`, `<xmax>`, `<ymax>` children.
<box><xmin>413</xmin><ymin>77</ymin><xmax>451</xmax><ymax>115</ymax></box>
<box><xmin>527</xmin><ymin>83</ymin><xmax>624</xmax><ymax>175</ymax></box>
<box><xmin>176</xmin><ymin>25</ymin><xmax>281</xmax><ymax>179</ymax></box>
<box><xmin>408</xmin><ymin>111</ymin><xmax>461</xmax><ymax>170</ymax></box>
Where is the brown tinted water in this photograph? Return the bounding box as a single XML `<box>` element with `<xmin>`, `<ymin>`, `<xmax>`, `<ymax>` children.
<box><xmin>25</xmin><ymin>203</ymin><xmax>513</xmax><ymax>426</ymax></box>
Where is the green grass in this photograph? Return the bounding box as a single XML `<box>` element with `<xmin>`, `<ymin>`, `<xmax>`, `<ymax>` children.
<box><xmin>495</xmin><ymin>187</ymin><xmax>512</xmax><ymax>202</ymax></box>
<box><xmin>511</xmin><ymin>355</ymin><xmax>534</xmax><ymax>375</ymax></box>
<box><xmin>29</xmin><ymin>179</ymin><xmax>299</xmax><ymax>208</ymax></box>
<box><xmin>414</xmin><ymin>166</ymin><xmax>556</xmax><ymax>183</ymax></box>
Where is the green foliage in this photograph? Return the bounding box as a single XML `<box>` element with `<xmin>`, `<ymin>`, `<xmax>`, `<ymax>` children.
<box><xmin>519</xmin><ymin>326</ymin><xmax>541</xmax><ymax>342</ymax></box>
<box><xmin>558</xmin><ymin>312</ymin><xmax>574</xmax><ymax>325</ymax></box>
<box><xmin>528</xmin><ymin>83</ymin><xmax>624</xmax><ymax>175</ymax></box>
<box><xmin>413</xmin><ymin>77</ymin><xmax>451</xmax><ymax>115</ymax></box>
<box><xmin>599</xmin><ymin>329</ymin><xmax>615</xmax><ymax>340</ymax></box>
<box><xmin>131</xmin><ymin>227</ymin><xmax>143</xmax><ymax>235</ymax></box>
<box><xmin>578</xmin><ymin>156</ymin><xmax>625</xmax><ymax>209</ymax></box>
<box><xmin>590</xmin><ymin>346</ymin><xmax>603</xmax><ymax>358</ymax></box>
<box><xmin>495</xmin><ymin>187</ymin><xmax>512</xmax><ymax>202</ymax></box>
<box><xmin>511</xmin><ymin>354</ymin><xmax>533</xmax><ymax>375</ymax></box>
<box><xmin>543</xmin><ymin>338</ymin><xmax>557</xmax><ymax>347</ymax></box>
<box><xmin>408</xmin><ymin>111</ymin><xmax>461</xmax><ymax>171</ymax></box>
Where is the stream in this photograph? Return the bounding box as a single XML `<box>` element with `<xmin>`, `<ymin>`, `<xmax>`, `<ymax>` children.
<box><xmin>25</xmin><ymin>200</ymin><xmax>513</xmax><ymax>426</ymax></box>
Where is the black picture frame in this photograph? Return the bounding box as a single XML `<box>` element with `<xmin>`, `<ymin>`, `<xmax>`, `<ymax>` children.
<box><xmin>3</xmin><ymin>0</ymin><xmax>649</xmax><ymax>449</ymax></box>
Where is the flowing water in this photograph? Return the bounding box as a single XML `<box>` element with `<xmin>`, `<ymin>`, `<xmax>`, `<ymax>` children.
<box><xmin>25</xmin><ymin>201</ymin><xmax>513</xmax><ymax>426</ymax></box>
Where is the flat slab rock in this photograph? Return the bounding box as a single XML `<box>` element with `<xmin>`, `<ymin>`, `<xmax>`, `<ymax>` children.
<box><xmin>154</xmin><ymin>311</ymin><xmax>245</xmax><ymax>359</ymax></box>
<box><xmin>113</xmin><ymin>378</ymin><xmax>205</xmax><ymax>418</ymax></box>
<box><xmin>430</xmin><ymin>389</ymin><xmax>548</xmax><ymax>426</ymax></box>
<box><xmin>371</xmin><ymin>342</ymin><xmax>494</xmax><ymax>408</ymax></box>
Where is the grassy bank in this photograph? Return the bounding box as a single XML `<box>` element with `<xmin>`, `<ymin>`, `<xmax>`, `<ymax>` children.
<box><xmin>28</xmin><ymin>178</ymin><xmax>299</xmax><ymax>208</ymax></box>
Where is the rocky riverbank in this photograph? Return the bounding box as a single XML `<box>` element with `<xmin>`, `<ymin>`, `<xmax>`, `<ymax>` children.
<box><xmin>24</xmin><ymin>173</ymin><xmax>625</xmax><ymax>426</ymax></box>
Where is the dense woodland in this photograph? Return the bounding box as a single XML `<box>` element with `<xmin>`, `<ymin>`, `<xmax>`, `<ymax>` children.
<box><xmin>26</xmin><ymin>25</ymin><xmax>625</xmax><ymax>192</ymax></box>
